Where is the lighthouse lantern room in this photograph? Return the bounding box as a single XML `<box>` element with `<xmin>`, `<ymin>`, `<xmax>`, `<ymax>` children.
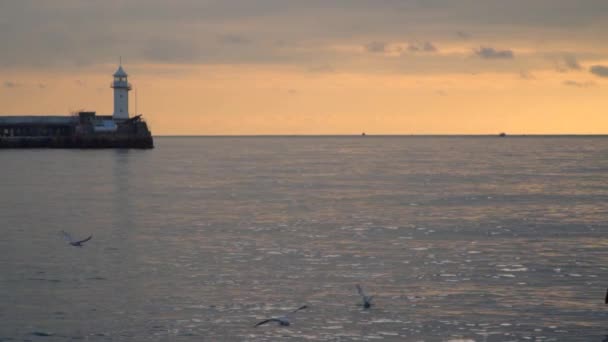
<box><xmin>111</xmin><ymin>65</ymin><xmax>131</xmax><ymax>120</ymax></box>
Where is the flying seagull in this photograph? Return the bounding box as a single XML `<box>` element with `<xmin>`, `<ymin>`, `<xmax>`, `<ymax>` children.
<box><xmin>62</xmin><ymin>231</ymin><xmax>92</xmax><ymax>247</ymax></box>
<box><xmin>254</xmin><ymin>305</ymin><xmax>308</xmax><ymax>327</ymax></box>
<box><xmin>356</xmin><ymin>284</ymin><xmax>374</xmax><ymax>309</ymax></box>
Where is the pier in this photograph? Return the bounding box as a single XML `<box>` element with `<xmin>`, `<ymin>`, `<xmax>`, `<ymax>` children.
<box><xmin>0</xmin><ymin>112</ymin><xmax>153</xmax><ymax>149</ymax></box>
<box><xmin>0</xmin><ymin>65</ymin><xmax>154</xmax><ymax>149</ymax></box>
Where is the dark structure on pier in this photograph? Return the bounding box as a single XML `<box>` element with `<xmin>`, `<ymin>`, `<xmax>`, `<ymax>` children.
<box><xmin>0</xmin><ymin>112</ymin><xmax>153</xmax><ymax>149</ymax></box>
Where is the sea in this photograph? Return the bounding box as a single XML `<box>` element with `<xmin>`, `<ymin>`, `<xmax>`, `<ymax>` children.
<box><xmin>1</xmin><ymin>136</ymin><xmax>607</xmax><ymax>341</ymax></box>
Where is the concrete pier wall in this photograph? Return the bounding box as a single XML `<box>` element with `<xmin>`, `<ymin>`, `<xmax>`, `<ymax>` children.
<box><xmin>0</xmin><ymin>113</ymin><xmax>154</xmax><ymax>149</ymax></box>
<box><xmin>0</xmin><ymin>135</ymin><xmax>153</xmax><ymax>149</ymax></box>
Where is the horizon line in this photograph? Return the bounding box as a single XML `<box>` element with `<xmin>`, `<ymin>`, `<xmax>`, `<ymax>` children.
<box><xmin>153</xmin><ymin>134</ymin><xmax>608</xmax><ymax>137</ymax></box>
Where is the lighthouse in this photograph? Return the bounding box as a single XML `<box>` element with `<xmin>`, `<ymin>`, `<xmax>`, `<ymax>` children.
<box><xmin>111</xmin><ymin>65</ymin><xmax>131</xmax><ymax>120</ymax></box>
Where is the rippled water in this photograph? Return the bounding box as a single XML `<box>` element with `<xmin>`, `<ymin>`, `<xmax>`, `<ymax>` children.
<box><xmin>1</xmin><ymin>136</ymin><xmax>607</xmax><ymax>341</ymax></box>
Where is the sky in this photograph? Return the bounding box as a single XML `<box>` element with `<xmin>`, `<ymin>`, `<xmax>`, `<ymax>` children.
<box><xmin>1</xmin><ymin>0</ymin><xmax>608</xmax><ymax>135</ymax></box>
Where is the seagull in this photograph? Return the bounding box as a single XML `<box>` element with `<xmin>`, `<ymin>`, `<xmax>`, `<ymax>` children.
<box><xmin>254</xmin><ymin>305</ymin><xmax>308</xmax><ymax>327</ymax></box>
<box><xmin>356</xmin><ymin>284</ymin><xmax>374</xmax><ymax>309</ymax></box>
<box><xmin>62</xmin><ymin>231</ymin><xmax>92</xmax><ymax>247</ymax></box>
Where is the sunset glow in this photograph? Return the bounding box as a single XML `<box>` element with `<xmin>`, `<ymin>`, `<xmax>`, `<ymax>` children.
<box><xmin>2</xmin><ymin>1</ymin><xmax>608</xmax><ymax>135</ymax></box>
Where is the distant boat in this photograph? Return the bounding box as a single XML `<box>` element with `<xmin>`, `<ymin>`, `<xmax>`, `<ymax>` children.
<box><xmin>499</xmin><ymin>132</ymin><xmax>507</xmax><ymax>137</ymax></box>
<box><xmin>361</xmin><ymin>132</ymin><xmax>366</xmax><ymax>136</ymax></box>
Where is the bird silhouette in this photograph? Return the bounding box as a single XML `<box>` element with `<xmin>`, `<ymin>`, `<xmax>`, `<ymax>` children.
<box><xmin>254</xmin><ymin>305</ymin><xmax>308</xmax><ymax>327</ymax></box>
<box><xmin>62</xmin><ymin>231</ymin><xmax>92</xmax><ymax>247</ymax></box>
<box><xmin>356</xmin><ymin>284</ymin><xmax>374</xmax><ymax>309</ymax></box>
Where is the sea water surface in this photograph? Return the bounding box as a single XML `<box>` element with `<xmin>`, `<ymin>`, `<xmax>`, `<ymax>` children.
<box><xmin>1</xmin><ymin>136</ymin><xmax>607</xmax><ymax>341</ymax></box>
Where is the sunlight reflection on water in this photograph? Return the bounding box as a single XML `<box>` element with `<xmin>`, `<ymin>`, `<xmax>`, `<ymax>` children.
<box><xmin>1</xmin><ymin>137</ymin><xmax>607</xmax><ymax>341</ymax></box>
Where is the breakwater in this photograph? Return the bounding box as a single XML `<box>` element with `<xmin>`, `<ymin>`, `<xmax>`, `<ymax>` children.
<box><xmin>0</xmin><ymin>135</ymin><xmax>153</xmax><ymax>149</ymax></box>
<box><xmin>0</xmin><ymin>112</ymin><xmax>153</xmax><ymax>149</ymax></box>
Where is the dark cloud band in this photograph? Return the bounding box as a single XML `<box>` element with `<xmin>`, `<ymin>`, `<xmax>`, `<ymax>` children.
<box><xmin>474</xmin><ymin>47</ymin><xmax>514</xmax><ymax>60</ymax></box>
<box><xmin>590</xmin><ymin>65</ymin><xmax>608</xmax><ymax>77</ymax></box>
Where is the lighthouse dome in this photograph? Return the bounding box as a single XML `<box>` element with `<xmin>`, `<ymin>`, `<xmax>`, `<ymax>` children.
<box><xmin>113</xmin><ymin>66</ymin><xmax>128</xmax><ymax>78</ymax></box>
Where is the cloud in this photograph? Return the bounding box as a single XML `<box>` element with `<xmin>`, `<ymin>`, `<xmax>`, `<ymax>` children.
<box><xmin>563</xmin><ymin>55</ymin><xmax>582</xmax><ymax>70</ymax></box>
<box><xmin>519</xmin><ymin>70</ymin><xmax>535</xmax><ymax>80</ymax></box>
<box><xmin>407</xmin><ymin>41</ymin><xmax>437</xmax><ymax>53</ymax></box>
<box><xmin>0</xmin><ymin>1</ymin><xmax>606</xmax><ymax>71</ymax></box>
<box><xmin>218</xmin><ymin>34</ymin><xmax>251</xmax><ymax>44</ymax></box>
<box><xmin>563</xmin><ymin>80</ymin><xmax>595</xmax><ymax>88</ymax></box>
<box><xmin>474</xmin><ymin>46</ymin><xmax>514</xmax><ymax>59</ymax></box>
<box><xmin>556</xmin><ymin>55</ymin><xmax>582</xmax><ymax>72</ymax></box>
<box><xmin>308</xmin><ymin>64</ymin><xmax>335</xmax><ymax>73</ymax></box>
<box><xmin>455</xmin><ymin>31</ymin><xmax>471</xmax><ymax>40</ymax></box>
<box><xmin>2</xmin><ymin>81</ymin><xmax>46</xmax><ymax>89</ymax></box>
<box><xmin>590</xmin><ymin>65</ymin><xmax>608</xmax><ymax>77</ymax></box>
<box><xmin>139</xmin><ymin>38</ymin><xmax>202</xmax><ymax>63</ymax></box>
<box><xmin>365</xmin><ymin>41</ymin><xmax>387</xmax><ymax>53</ymax></box>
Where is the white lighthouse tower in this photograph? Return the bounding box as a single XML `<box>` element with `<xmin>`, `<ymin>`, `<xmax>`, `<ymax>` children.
<box><xmin>111</xmin><ymin>64</ymin><xmax>131</xmax><ymax>120</ymax></box>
